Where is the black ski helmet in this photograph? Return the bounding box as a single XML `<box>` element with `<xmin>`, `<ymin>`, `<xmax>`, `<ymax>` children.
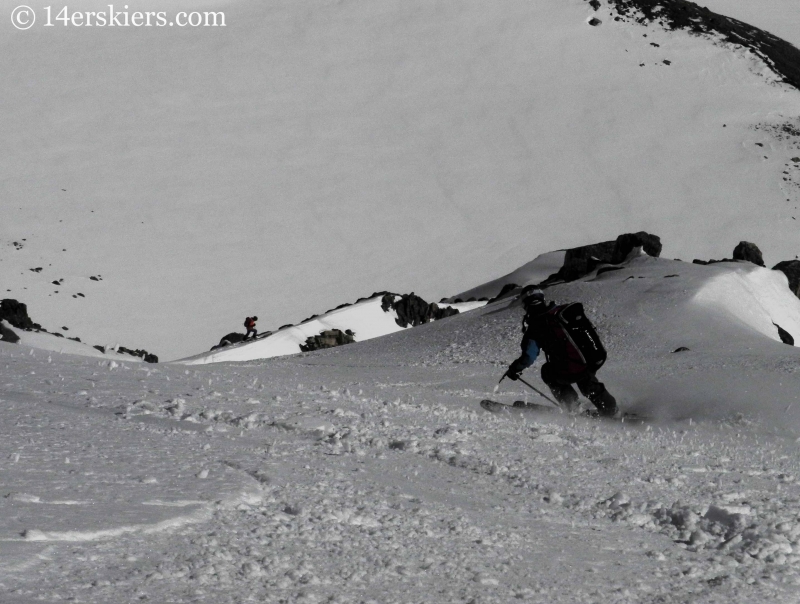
<box><xmin>521</xmin><ymin>287</ymin><xmax>546</xmax><ymax>313</ymax></box>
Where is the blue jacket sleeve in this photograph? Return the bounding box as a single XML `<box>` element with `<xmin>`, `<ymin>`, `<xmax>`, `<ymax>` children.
<box><xmin>519</xmin><ymin>338</ymin><xmax>540</xmax><ymax>369</ymax></box>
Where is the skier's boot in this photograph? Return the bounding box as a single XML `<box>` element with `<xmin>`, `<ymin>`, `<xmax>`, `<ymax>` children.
<box><xmin>591</xmin><ymin>390</ymin><xmax>618</xmax><ymax>417</ymax></box>
<box><xmin>551</xmin><ymin>385</ymin><xmax>580</xmax><ymax>413</ymax></box>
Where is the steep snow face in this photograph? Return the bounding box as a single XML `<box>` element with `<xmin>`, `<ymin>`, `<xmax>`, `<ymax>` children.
<box><xmin>177</xmin><ymin>298</ymin><xmax>486</xmax><ymax>364</ymax></box>
<box><xmin>449</xmin><ymin>251</ymin><xmax>567</xmax><ymax>302</ymax></box>
<box><xmin>3</xmin><ymin>0</ymin><xmax>800</xmax><ymax>360</ymax></box>
<box><xmin>691</xmin><ymin>264</ymin><xmax>800</xmax><ymax>343</ymax></box>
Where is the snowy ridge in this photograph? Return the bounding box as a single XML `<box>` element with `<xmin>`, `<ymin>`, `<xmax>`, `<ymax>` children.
<box><xmin>1</xmin><ymin>320</ymin><xmax>145</xmax><ymax>361</ymax></box>
<box><xmin>448</xmin><ymin>251</ymin><xmax>567</xmax><ymax>303</ymax></box>
<box><xmin>177</xmin><ymin>297</ymin><xmax>487</xmax><ymax>365</ymax></box>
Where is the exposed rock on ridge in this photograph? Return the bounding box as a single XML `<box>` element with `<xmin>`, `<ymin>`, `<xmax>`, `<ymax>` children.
<box><xmin>382</xmin><ymin>293</ymin><xmax>460</xmax><ymax>328</ymax></box>
<box><xmin>603</xmin><ymin>0</ymin><xmax>800</xmax><ymax>91</ymax></box>
<box><xmin>543</xmin><ymin>232</ymin><xmax>662</xmax><ymax>284</ymax></box>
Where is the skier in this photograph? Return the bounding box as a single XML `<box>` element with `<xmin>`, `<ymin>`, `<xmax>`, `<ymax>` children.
<box><xmin>505</xmin><ymin>288</ymin><xmax>618</xmax><ymax>417</ymax></box>
<box><xmin>244</xmin><ymin>316</ymin><xmax>258</xmax><ymax>340</ymax></box>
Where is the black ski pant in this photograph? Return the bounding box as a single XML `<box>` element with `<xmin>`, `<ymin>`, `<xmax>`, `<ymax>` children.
<box><xmin>245</xmin><ymin>328</ymin><xmax>257</xmax><ymax>340</ymax></box>
<box><xmin>540</xmin><ymin>362</ymin><xmax>617</xmax><ymax>414</ymax></box>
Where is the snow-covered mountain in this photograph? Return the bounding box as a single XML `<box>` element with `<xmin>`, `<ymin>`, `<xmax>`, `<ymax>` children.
<box><xmin>3</xmin><ymin>0</ymin><xmax>800</xmax><ymax>359</ymax></box>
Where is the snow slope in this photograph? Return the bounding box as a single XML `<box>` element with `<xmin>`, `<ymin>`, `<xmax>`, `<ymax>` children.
<box><xmin>1</xmin><ymin>320</ymin><xmax>146</xmax><ymax>361</ymax></box>
<box><xmin>3</xmin><ymin>0</ymin><xmax>800</xmax><ymax>359</ymax></box>
<box><xmin>448</xmin><ymin>250</ymin><xmax>567</xmax><ymax>302</ymax></box>
<box><xmin>177</xmin><ymin>297</ymin><xmax>486</xmax><ymax>364</ymax></box>
<box><xmin>2</xmin><ymin>256</ymin><xmax>800</xmax><ymax>603</ymax></box>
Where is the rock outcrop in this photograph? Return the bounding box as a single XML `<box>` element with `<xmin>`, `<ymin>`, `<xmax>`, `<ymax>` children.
<box><xmin>774</xmin><ymin>323</ymin><xmax>795</xmax><ymax>346</ymax></box>
<box><xmin>773</xmin><ymin>260</ymin><xmax>800</xmax><ymax>298</ymax></box>
<box><xmin>611</xmin><ymin>232</ymin><xmax>663</xmax><ymax>264</ymax></box>
<box><xmin>694</xmin><ymin>242</ymin><xmax>771</xmax><ymax>268</ymax></box>
<box><xmin>605</xmin><ymin>0</ymin><xmax>800</xmax><ymax>92</ymax></box>
<box><xmin>732</xmin><ymin>241</ymin><xmax>765</xmax><ymax>266</ymax></box>
<box><xmin>300</xmin><ymin>329</ymin><xmax>355</xmax><ymax>352</ymax></box>
<box><xmin>383</xmin><ymin>293</ymin><xmax>460</xmax><ymax>328</ymax></box>
<box><xmin>0</xmin><ymin>321</ymin><xmax>20</xmax><ymax>343</ymax></box>
<box><xmin>1</xmin><ymin>298</ymin><xmax>158</xmax><ymax>361</ymax></box>
<box><xmin>93</xmin><ymin>345</ymin><xmax>159</xmax><ymax>363</ymax></box>
<box><xmin>118</xmin><ymin>347</ymin><xmax>159</xmax><ymax>363</ymax></box>
<box><xmin>542</xmin><ymin>232</ymin><xmax>662</xmax><ymax>284</ymax></box>
<box><xmin>0</xmin><ymin>299</ymin><xmax>38</xmax><ymax>330</ymax></box>
<box><xmin>211</xmin><ymin>332</ymin><xmax>247</xmax><ymax>351</ymax></box>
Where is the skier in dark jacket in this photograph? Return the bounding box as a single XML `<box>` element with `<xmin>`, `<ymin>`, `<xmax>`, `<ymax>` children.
<box><xmin>506</xmin><ymin>288</ymin><xmax>617</xmax><ymax>417</ymax></box>
<box><xmin>244</xmin><ymin>316</ymin><xmax>258</xmax><ymax>340</ymax></box>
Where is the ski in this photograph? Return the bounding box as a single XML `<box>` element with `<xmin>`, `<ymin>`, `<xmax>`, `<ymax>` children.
<box><xmin>480</xmin><ymin>399</ymin><xmax>561</xmax><ymax>414</ymax></box>
<box><xmin>480</xmin><ymin>399</ymin><xmax>649</xmax><ymax>423</ymax></box>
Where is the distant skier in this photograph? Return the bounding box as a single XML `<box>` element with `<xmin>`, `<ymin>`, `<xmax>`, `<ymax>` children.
<box><xmin>505</xmin><ymin>288</ymin><xmax>617</xmax><ymax>417</ymax></box>
<box><xmin>244</xmin><ymin>316</ymin><xmax>258</xmax><ymax>340</ymax></box>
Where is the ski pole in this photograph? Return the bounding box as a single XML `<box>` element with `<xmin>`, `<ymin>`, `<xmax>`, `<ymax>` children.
<box><xmin>492</xmin><ymin>373</ymin><xmax>506</xmax><ymax>394</ymax></box>
<box><xmin>516</xmin><ymin>376</ymin><xmax>561</xmax><ymax>408</ymax></box>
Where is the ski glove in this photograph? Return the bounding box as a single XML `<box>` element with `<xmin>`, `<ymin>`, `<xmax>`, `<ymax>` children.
<box><xmin>506</xmin><ymin>358</ymin><xmax>527</xmax><ymax>381</ymax></box>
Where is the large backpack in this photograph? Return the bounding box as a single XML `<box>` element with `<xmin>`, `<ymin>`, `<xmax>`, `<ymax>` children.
<box><xmin>540</xmin><ymin>303</ymin><xmax>607</xmax><ymax>374</ymax></box>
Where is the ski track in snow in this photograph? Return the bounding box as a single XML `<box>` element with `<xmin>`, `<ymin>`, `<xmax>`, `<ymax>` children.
<box><xmin>3</xmin><ymin>259</ymin><xmax>800</xmax><ymax>603</ymax></box>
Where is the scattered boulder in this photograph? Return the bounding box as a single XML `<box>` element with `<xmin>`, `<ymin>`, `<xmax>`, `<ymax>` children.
<box><xmin>732</xmin><ymin>241</ymin><xmax>765</xmax><ymax>266</ymax></box>
<box><xmin>773</xmin><ymin>260</ymin><xmax>800</xmax><ymax>298</ymax></box>
<box><xmin>384</xmin><ymin>293</ymin><xmax>459</xmax><ymax>328</ymax></box>
<box><xmin>0</xmin><ymin>321</ymin><xmax>20</xmax><ymax>343</ymax></box>
<box><xmin>300</xmin><ymin>329</ymin><xmax>355</xmax><ymax>352</ymax></box>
